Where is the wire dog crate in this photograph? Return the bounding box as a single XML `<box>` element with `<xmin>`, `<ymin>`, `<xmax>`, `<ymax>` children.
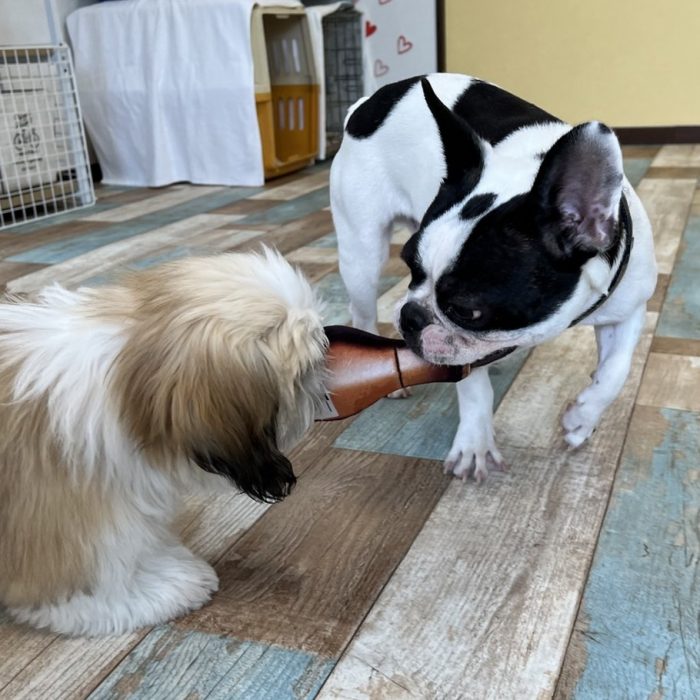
<box><xmin>322</xmin><ymin>5</ymin><xmax>363</xmax><ymax>156</ymax></box>
<box><xmin>0</xmin><ymin>46</ymin><xmax>94</xmax><ymax>230</ymax></box>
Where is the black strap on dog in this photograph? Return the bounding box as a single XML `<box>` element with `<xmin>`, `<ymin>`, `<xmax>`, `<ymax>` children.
<box><xmin>472</xmin><ymin>195</ymin><xmax>634</xmax><ymax>369</ymax></box>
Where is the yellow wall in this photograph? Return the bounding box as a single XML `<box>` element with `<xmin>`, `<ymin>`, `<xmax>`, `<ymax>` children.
<box><xmin>445</xmin><ymin>1</ymin><xmax>699</xmax><ymax>126</ymax></box>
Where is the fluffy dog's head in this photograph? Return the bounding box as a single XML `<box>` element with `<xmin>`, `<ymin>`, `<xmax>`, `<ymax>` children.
<box><xmin>397</xmin><ymin>79</ymin><xmax>627</xmax><ymax>365</ymax></box>
<box><xmin>111</xmin><ymin>249</ymin><xmax>327</xmax><ymax>503</ymax></box>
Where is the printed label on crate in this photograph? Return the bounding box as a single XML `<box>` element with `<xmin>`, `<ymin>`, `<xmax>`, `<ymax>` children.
<box><xmin>0</xmin><ymin>93</ymin><xmax>59</xmax><ymax>195</ymax></box>
<box><xmin>12</xmin><ymin>113</ymin><xmax>43</xmax><ymax>172</ymax></box>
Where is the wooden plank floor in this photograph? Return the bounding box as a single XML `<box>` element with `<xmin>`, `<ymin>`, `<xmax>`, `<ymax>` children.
<box><xmin>0</xmin><ymin>145</ymin><xmax>698</xmax><ymax>699</ymax></box>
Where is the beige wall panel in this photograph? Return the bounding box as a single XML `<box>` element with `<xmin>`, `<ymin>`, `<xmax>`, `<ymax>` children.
<box><xmin>445</xmin><ymin>1</ymin><xmax>699</xmax><ymax>126</ymax></box>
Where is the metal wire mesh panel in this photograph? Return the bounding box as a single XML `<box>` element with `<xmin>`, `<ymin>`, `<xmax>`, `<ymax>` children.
<box><xmin>322</xmin><ymin>7</ymin><xmax>363</xmax><ymax>155</ymax></box>
<box><xmin>0</xmin><ymin>45</ymin><xmax>94</xmax><ymax>230</ymax></box>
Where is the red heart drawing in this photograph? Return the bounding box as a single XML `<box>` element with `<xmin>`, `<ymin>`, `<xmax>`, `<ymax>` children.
<box><xmin>374</xmin><ymin>59</ymin><xmax>389</xmax><ymax>77</ymax></box>
<box><xmin>365</xmin><ymin>20</ymin><xmax>377</xmax><ymax>38</ymax></box>
<box><xmin>397</xmin><ymin>35</ymin><xmax>413</xmax><ymax>54</ymax></box>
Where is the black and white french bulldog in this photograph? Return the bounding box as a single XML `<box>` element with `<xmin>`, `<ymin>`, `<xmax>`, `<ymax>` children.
<box><xmin>330</xmin><ymin>73</ymin><xmax>657</xmax><ymax>481</ymax></box>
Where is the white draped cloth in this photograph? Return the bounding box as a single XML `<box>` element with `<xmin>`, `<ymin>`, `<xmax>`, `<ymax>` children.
<box><xmin>67</xmin><ymin>0</ymin><xmax>300</xmax><ymax>187</ymax></box>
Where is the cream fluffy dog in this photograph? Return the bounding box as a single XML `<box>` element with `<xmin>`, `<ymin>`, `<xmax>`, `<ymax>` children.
<box><xmin>0</xmin><ymin>249</ymin><xmax>327</xmax><ymax>636</ymax></box>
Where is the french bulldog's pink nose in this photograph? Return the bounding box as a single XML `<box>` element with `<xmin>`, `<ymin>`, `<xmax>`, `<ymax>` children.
<box><xmin>400</xmin><ymin>302</ymin><xmax>431</xmax><ymax>336</ymax></box>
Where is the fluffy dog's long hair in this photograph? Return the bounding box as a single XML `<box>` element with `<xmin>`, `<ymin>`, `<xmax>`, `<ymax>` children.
<box><xmin>0</xmin><ymin>249</ymin><xmax>327</xmax><ymax>635</ymax></box>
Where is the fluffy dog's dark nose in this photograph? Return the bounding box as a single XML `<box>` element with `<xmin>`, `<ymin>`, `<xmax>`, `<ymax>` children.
<box><xmin>400</xmin><ymin>302</ymin><xmax>431</xmax><ymax>335</ymax></box>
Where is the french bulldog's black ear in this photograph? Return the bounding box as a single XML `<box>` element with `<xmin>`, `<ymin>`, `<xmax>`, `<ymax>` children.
<box><xmin>421</xmin><ymin>78</ymin><xmax>483</xmax><ymax>185</ymax></box>
<box><xmin>532</xmin><ymin>122</ymin><xmax>624</xmax><ymax>260</ymax></box>
<box><xmin>193</xmin><ymin>422</ymin><xmax>296</xmax><ymax>504</ymax></box>
<box><xmin>420</xmin><ymin>78</ymin><xmax>484</xmax><ymax>226</ymax></box>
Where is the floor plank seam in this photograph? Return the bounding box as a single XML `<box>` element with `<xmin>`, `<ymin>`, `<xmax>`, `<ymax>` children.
<box><xmin>553</xmin><ymin>170</ymin><xmax>698</xmax><ymax>699</ymax></box>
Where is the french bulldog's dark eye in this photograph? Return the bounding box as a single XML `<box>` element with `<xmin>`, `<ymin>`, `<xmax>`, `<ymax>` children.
<box><xmin>445</xmin><ymin>304</ymin><xmax>485</xmax><ymax>326</ymax></box>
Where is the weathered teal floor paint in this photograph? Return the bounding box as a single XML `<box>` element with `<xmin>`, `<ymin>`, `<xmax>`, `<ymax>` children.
<box><xmin>7</xmin><ymin>187</ymin><xmax>263</xmax><ymax>264</ymax></box>
<box><xmin>4</xmin><ymin>199</ymin><xmax>125</xmax><ymax>236</ymax></box>
<box><xmin>314</xmin><ymin>272</ymin><xmax>403</xmax><ymax>326</ymax></box>
<box><xmin>311</xmin><ymin>232</ymin><xmax>337</xmax><ymax>248</ymax></box>
<box><xmin>657</xmin><ymin>216</ymin><xmax>700</xmax><ymax>340</ymax></box>
<box><xmin>78</xmin><ymin>248</ymin><xmax>198</xmax><ymax>287</ymax></box>
<box><xmin>237</xmin><ymin>188</ymin><xmax>330</xmax><ymax>226</ymax></box>
<box><xmin>88</xmin><ymin>626</ymin><xmax>333</xmax><ymax>700</ymax></box>
<box><xmin>571</xmin><ymin>407</ymin><xmax>700</xmax><ymax>699</ymax></box>
<box><xmin>334</xmin><ymin>349</ymin><xmax>530</xmax><ymax>459</ymax></box>
<box><xmin>623</xmin><ymin>158</ymin><xmax>653</xmax><ymax>189</ymax></box>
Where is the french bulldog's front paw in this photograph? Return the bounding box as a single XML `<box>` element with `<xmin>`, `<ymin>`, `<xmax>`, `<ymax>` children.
<box><xmin>444</xmin><ymin>443</ymin><xmax>506</xmax><ymax>483</ymax></box>
<box><xmin>562</xmin><ymin>392</ymin><xmax>602</xmax><ymax>448</ymax></box>
<box><xmin>387</xmin><ymin>387</ymin><xmax>412</xmax><ymax>399</ymax></box>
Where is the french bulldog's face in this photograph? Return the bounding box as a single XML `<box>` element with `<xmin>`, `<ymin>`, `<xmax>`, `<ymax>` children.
<box><xmin>396</xmin><ymin>83</ymin><xmax>625</xmax><ymax>365</ymax></box>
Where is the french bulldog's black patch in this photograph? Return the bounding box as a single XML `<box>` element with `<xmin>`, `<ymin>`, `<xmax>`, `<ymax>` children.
<box><xmin>436</xmin><ymin>194</ymin><xmax>584</xmax><ymax>332</ymax></box>
<box><xmin>435</xmin><ymin>121</ymin><xmax>626</xmax><ymax>332</ymax></box>
<box><xmin>453</xmin><ymin>80</ymin><xmax>562</xmax><ymax>145</ymax></box>
<box><xmin>460</xmin><ymin>193</ymin><xmax>497</xmax><ymax>220</ymax></box>
<box><xmin>420</xmin><ymin>79</ymin><xmax>484</xmax><ymax>228</ymax></box>
<box><xmin>346</xmin><ymin>76</ymin><xmax>423</xmax><ymax>139</ymax></box>
<box><xmin>401</xmin><ymin>231</ymin><xmax>427</xmax><ymax>290</ymax></box>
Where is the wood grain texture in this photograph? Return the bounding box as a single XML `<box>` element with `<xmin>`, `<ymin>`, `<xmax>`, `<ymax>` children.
<box><xmin>0</xmin><ymin>262</ymin><xmax>45</xmax><ymax>290</ymax></box>
<box><xmin>314</xmin><ymin>273</ymin><xmax>403</xmax><ymax>326</ymax></box>
<box><xmin>249</xmin><ymin>167</ymin><xmax>331</xmax><ymax>201</ymax></box>
<box><xmin>6</xmin><ymin>216</ymin><xmax>253</xmax><ymax>293</ymax></box>
<box><xmin>621</xmin><ymin>145</ymin><xmax>661</xmax><ymax>160</ymax></box>
<box><xmin>644</xmin><ymin>166</ymin><xmax>700</xmax><ymax>179</ymax></box>
<box><xmin>6</xmin><ymin>188</ymin><xmax>265</xmax><ymax>265</ymax></box>
<box><xmin>623</xmin><ymin>158</ymin><xmax>652</xmax><ymax>187</ymax></box>
<box><xmin>376</xmin><ymin>276</ymin><xmax>410</xmax><ymax>324</ymax></box>
<box><xmin>252</xmin><ymin>209</ymin><xmax>335</xmax><ymax>255</ymax></box>
<box><xmin>635</xmin><ymin>178</ymin><xmax>695</xmax><ymax>275</ymax></box>
<box><xmin>648</xmin><ymin>272</ymin><xmax>671</xmax><ymax>313</ymax></box>
<box><xmin>0</xmin><ymin>612</ymin><xmax>55</xmax><ymax>689</ymax></box>
<box><xmin>286</xmin><ymin>247</ymin><xmax>339</xmax><ymax>265</ymax></box>
<box><xmin>652</xmin><ymin>144</ymin><xmax>700</xmax><ymax>167</ymax></box>
<box><xmin>89</xmin><ymin>627</ymin><xmax>333</xmax><ymax>700</ymax></box>
<box><xmin>0</xmin><ymin>632</ymin><xmax>145</xmax><ymax>700</ymax></box>
<box><xmin>177</xmin><ymin>449</ymin><xmax>452</xmax><ymax>658</ymax></box>
<box><xmin>657</xmin><ymin>215</ymin><xmax>700</xmax><ymax>340</ymax></box>
<box><xmin>637</xmin><ymin>352</ymin><xmax>700</xmax><ymax>411</ymax></box>
<box><xmin>0</xmin><ymin>220</ymin><xmax>112</xmax><ymax>259</ymax></box>
<box><xmin>383</xmin><ymin>245</ymin><xmax>410</xmax><ymax>277</ymax></box>
<box><xmin>557</xmin><ymin>406</ymin><xmax>700</xmax><ymax>700</ymax></box>
<box><xmin>92</xmin><ymin>186</ymin><xmax>149</xmax><ymax>202</ymax></box>
<box><xmin>318</xmin><ymin>313</ymin><xmax>656</xmax><ymax>699</ymax></box>
<box><xmin>692</xmin><ymin>187</ymin><xmax>700</xmax><ymax>217</ymax></box>
<box><xmin>650</xmin><ymin>336</ymin><xmax>700</xmax><ymax>356</ymax></box>
<box><xmin>294</xmin><ymin>262</ymin><xmax>337</xmax><ymax>285</ymax></box>
<box><xmin>83</xmin><ymin>186</ymin><xmax>225</xmax><ymax>222</ymax></box>
<box><xmin>237</xmin><ymin>188</ymin><xmax>330</xmax><ymax>227</ymax></box>
<box><xmin>208</xmin><ymin>197</ymin><xmax>283</xmax><ymax>217</ymax></box>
